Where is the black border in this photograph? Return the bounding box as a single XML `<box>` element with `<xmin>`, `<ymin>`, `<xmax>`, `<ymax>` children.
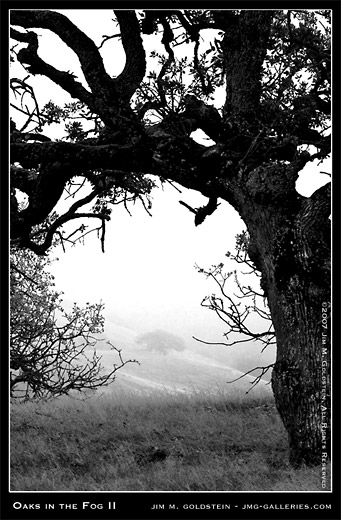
<box><xmin>2</xmin><ymin>2</ymin><xmax>341</xmax><ymax>519</ymax></box>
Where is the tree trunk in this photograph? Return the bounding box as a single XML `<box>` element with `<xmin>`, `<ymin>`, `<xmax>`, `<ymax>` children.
<box><xmin>244</xmin><ymin>193</ymin><xmax>331</xmax><ymax>467</ymax></box>
<box><xmin>270</xmin><ymin>286</ymin><xmax>331</xmax><ymax>467</ymax></box>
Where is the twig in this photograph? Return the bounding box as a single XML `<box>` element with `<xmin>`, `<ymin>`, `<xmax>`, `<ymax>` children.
<box><xmin>97</xmin><ymin>33</ymin><xmax>121</xmax><ymax>50</ymax></box>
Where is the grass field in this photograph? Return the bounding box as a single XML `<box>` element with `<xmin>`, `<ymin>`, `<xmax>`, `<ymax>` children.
<box><xmin>10</xmin><ymin>386</ymin><xmax>331</xmax><ymax>492</ymax></box>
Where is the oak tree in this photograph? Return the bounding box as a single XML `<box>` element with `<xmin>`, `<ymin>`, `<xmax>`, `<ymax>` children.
<box><xmin>135</xmin><ymin>329</ymin><xmax>186</xmax><ymax>355</ymax></box>
<box><xmin>10</xmin><ymin>9</ymin><xmax>332</xmax><ymax>466</ymax></box>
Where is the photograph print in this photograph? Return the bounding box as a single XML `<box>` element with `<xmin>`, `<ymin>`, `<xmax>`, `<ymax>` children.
<box><xmin>5</xmin><ymin>4</ymin><xmax>338</xmax><ymax>520</ymax></box>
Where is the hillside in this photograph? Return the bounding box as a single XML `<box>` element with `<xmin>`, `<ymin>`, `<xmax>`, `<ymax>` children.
<box><xmin>92</xmin><ymin>318</ymin><xmax>273</xmax><ymax>397</ymax></box>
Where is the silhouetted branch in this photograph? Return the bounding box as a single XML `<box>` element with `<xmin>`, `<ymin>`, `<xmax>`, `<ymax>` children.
<box><xmin>114</xmin><ymin>11</ymin><xmax>146</xmax><ymax>99</ymax></box>
<box><xmin>11</xmin><ymin>11</ymin><xmax>112</xmax><ymax>99</ymax></box>
<box><xmin>179</xmin><ymin>197</ymin><xmax>219</xmax><ymax>225</ymax></box>
<box><xmin>227</xmin><ymin>364</ymin><xmax>274</xmax><ymax>394</ymax></box>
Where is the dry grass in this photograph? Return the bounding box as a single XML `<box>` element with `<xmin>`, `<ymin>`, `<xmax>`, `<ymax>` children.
<box><xmin>10</xmin><ymin>386</ymin><xmax>331</xmax><ymax>491</ymax></box>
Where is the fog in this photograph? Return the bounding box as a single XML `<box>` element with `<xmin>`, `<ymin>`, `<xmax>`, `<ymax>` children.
<box><xmin>48</xmin><ymin>181</ymin><xmax>274</xmax><ymax>395</ymax></box>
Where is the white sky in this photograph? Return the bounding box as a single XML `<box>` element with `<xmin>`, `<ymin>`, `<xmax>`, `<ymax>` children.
<box><xmin>10</xmin><ymin>9</ymin><xmax>331</xmax><ymax>354</ymax></box>
<box><xmin>49</xmin><ymin>184</ymin><xmax>246</xmax><ymax>342</ymax></box>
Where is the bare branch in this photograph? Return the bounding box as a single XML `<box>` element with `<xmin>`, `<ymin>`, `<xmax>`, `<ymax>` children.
<box><xmin>97</xmin><ymin>32</ymin><xmax>120</xmax><ymax>51</ymax></box>
<box><xmin>179</xmin><ymin>200</ymin><xmax>197</xmax><ymax>214</ymax></box>
<box><xmin>28</xmin><ymin>213</ymin><xmax>110</xmax><ymax>255</ymax></box>
<box><xmin>10</xmin><ymin>77</ymin><xmax>44</xmax><ymax>131</ymax></box>
<box><xmin>192</xmin><ymin>335</ymin><xmax>231</xmax><ymax>348</ymax></box>
<box><xmin>227</xmin><ymin>364</ymin><xmax>274</xmax><ymax>393</ymax></box>
<box><xmin>194</xmin><ymin>236</ymin><xmax>276</xmax><ymax>351</ymax></box>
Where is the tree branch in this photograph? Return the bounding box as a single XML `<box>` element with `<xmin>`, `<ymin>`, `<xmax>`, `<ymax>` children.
<box><xmin>183</xmin><ymin>94</ymin><xmax>222</xmax><ymax>142</ymax></box>
<box><xmin>114</xmin><ymin>11</ymin><xmax>146</xmax><ymax>99</ymax></box>
<box><xmin>195</xmin><ymin>197</ymin><xmax>219</xmax><ymax>226</ymax></box>
<box><xmin>11</xmin><ymin>26</ymin><xmax>97</xmax><ymax>110</ymax></box>
<box><xmin>22</xmin><ymin>213</ymin><xmax>110</xmax><ymax>255</ymax></box>
<box><xmin>227</xmin><ymin>364</ymin><xmax>274</xmax><ymax>393</ymax></box>
<box><xmin>11</xmin><ymin>140</ymin><xmax>149</xmax><ymax>173</ymax></box>
<box><xmin>11</xmin><ymin>10</ymin><xmax>115</xmax><ymax>100</ymax></box>
<box><xmin>179</xmin><ymin>197</ymin><xmax>219</xmax><ymax>226</ymax></box>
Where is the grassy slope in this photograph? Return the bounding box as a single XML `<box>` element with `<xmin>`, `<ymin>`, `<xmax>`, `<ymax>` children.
<box><xmin>10</xmin><ymin>387</ymin><xmax>330</xmax><ymax>492</ymax></box>
<box><xmin>93</xmin><ymin>344</ymin><xmax>274</xmax><ymax>395</ymax></box>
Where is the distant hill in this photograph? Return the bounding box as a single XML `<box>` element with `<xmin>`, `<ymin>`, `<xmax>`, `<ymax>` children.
<box><xmin>115</xmin><ymin>348</ymin><xmax>271</xmax><ymax>396</ymax></box>
<box><xmin>93</xmin><ymin>318</ymin><xmax>273</xmax><ymax>397</ymax></box>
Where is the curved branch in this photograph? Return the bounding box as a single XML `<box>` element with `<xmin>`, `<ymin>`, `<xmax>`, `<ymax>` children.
<box><xmin>67</xmin><ymin>186</ymin><xmax>101</xmax><ymax>213</ymax></box>
<box><xmin>11</xmin><ymin>26</ymin><xmax>96</xmax><ymax>110</ymax></box>
<box><xmin>14</xmin><ymin>186</ymin><xmax>109</xmax><ymax>254</ymax></box>
<box><xmin>11</xmin><ymin>10</ymin><xmax>114</xmax><ymax>100</ymax></box>
<box><xmin>28</xmin><ymin>213</ymin><xmax>110</xmax><ymax>255</ymax></box>
<box><xmin>10</xmin><ymin>76</ymin><xmax>44</xmax><ymax>131</ymax></box>
<box><xmin>11</xmin><ymin>164</ymin><xmax>69</xmax><ymax>237</ymax></box>
<box><xmin>114</xmin><ymin>11</ymin><xmax>146</xmax><ymax>99</ymax></box>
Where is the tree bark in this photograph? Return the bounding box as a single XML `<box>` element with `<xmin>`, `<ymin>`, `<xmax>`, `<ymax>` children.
<box><xmin>271</xmin><ymin>283</ymin><xmax>330</xmax><ymax>467</ymax></box>
<box><xmin>243</xmin><ymin>191</ymin><xmax>331</xmax><ymax>467</ymax></box>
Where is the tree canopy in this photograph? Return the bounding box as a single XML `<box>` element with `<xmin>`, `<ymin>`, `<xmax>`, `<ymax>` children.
<box><xmin>135</xmin><ymin>329</ymin><xmax>186</xmax><ymax>355</ymax></box>
<box><xmin>10</xmin><ymin>9</ymin><xmax>330</xmax><ymax>254</ymax></box>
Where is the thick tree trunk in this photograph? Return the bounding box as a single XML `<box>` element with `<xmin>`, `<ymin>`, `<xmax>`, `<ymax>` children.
<box><xmin>244</xmin><ymin>193</ymin><xmax>331</xmax><ymax>467</ymax></box>
<box><xmin>270</xmin><ymin>286</ymin><xmax>331</xmax><ymax>467</ymax></box>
